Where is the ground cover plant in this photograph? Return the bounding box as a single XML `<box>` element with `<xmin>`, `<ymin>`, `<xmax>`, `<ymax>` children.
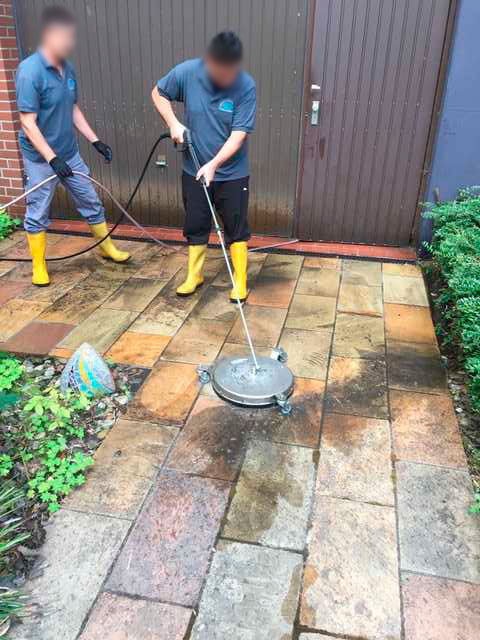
<box><xmin>0</xmin><ymin>352</ymin><xmax>146</xmax><ymax>631</ymax></box>
<box><xmin>0</xmin><ymin>209</ymin><xmax>20</xmax><ymax>242</ymax></box>
<box><xmin>423</xmin><ymin>188</ymin><xmax>480</xmax><ymax>511</ymax></box>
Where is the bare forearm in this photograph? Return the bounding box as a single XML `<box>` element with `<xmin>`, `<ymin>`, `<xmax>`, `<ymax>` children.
<box><xmin>19</xmin><ymin>113</ymin><xmax>56</xmax><ymax>163</ymax></box>
<box><xmin>151</xmin><ymin>87</ymin><xmax>179</xmax><ymax>128</ymax></box>
<box><xmin>211</xmin><ymin>131</ymin><xmax>247</xmax><ymax>169</ymax></box>
<box><xmin>73</xmin><ymin>104</ymin><xmax>98</xmax><ymax>143</ymax></box>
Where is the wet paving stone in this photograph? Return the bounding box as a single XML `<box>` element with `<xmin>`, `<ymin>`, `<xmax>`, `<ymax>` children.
<box><xmin>279</xmin><ymin>327</ymin><xmax>332</xmax><ymax>379</ymax></box>
<box><xmin>285</xmin><ymin>294</ymin><xmax>336</xmax><ymax>331</ymax></box>
<box><xmin>304</xmin><ymin>256</ymin><xmax>341</xmax><ymax>270</ymax></box>
<box><xmin>0</xmin><ymin>280</ymin><xmax>29</xmax><ymax>305</ymax></box>
<box><xmin>38</xmin><ymin>280</ymin><xmax>118</xmax><ymax>325</ymax></box>
<box><xmin>390</xmin><ymin>390</ymin><xmax>467</xmax><ymax>468</ymax></box>
<box><xmin>79</xmin><ymin>592</ymin><xmax>192</xmax><ymax>640</ymax></box>
<box><xmin>134</xmin><ymin>250</ymin><xmax>184</xmax><ymax>279</ymax></box>
<box><xmin>3</xmin><ymin>321</ymin><xmax>75</xmax><ymax>355</ymax></box>
<box><xmin>300</xmin><ymin>497</ymin><xmax>400</xmax><ymax>639</ymax></box>
<box><xmin>247</xmin><ymin>275</ymin><xmax>297</xmax><ymax>308</ymax></box>
<box><xmin>66</xmin><ymin>420</ymin><xmax>177</xmax><ymax>519</ymax></box>
<box><xmin>337</xmin><ymin>283</ymin><xmax>383</xmax><ymax>316</ymax></box>
<box><xmin>103</xmin><ymin>277</ymin><xmax>167</xmax><ymax>312</ymax></box>
<box><xmin>18</xmin><ymin>268</ymin><xmax>91</xmax><ymax>304</ymax></box>
<box><xmin>229</xmin><ymin>305</ymin><xmax>287</xmax><ymax>346</ymax></box>
<box><xmin>59</xmin><ymin>308</ymin><xmax>138</xmax><ymax>353</ymax></box>
<box><xmin>325</xmin><ymin>356</ymin><xmax>388</xmax><ymax>419</ymax></box>
<box><xmin>223</xmin><ymin>439</ymin><xmax>316</xmax><ymax>550</ymax></box>
<box><xmin>0</xmin><ymin>299</ymin><xmax>50</xmax><ymax>341</ymax></box>
<box><xmin>295</xmin><ymin>267</ymin><xmax>340</xmax><ymax>297</ymax></box>
<box><xmin>191</xmin><ymin>284</ymin><xmax>238</xmax><ymax>323</ymax></box>
<box><xmin>126</xmin><ymin>361</ymin><xmax>199</xmax><ymax>425</ymax></box>
<box><xmin>162</xmin><ymin>317</ymin><xmax>232</xmax><ymax>364</ymax></box>
<box><xmin>387</xmin><ymin>340</ymin><xmax>447</xmax><ymax>395</ymax></box>
<box><xmin>396</xmin><ymin>461</ymin><xmax>480</xmax><ymax>582</ymax></box>
<box><xmin>317</xmin><ymin>413</ymin><xmax>394</xmax><ymax>505</ymax></box>
<box><xmin>107</xmin><ymin>469</ymin><xmax>229</xmax><ymax>606</ymax></box>
<box><xmin>383</xmin><ymin>273</ymin><xmax>429</xmax><ymax>306</ymax></box>
<box><xmin>105</xmin><ymin>331</ymin><xmax>170</xmax><ymax>367</ymax></box>
<box><xmin>401</xmin><ymin>573</ymin><xmax>480</xmax><ymax>640</ymax></box>
<box><xmin>332</xmin><ymin>312</ymin><xmax>385</xmax><ymax>359</ymax></box>
<box><xmin>10</xmin><ymin>510</ymin><xmax>129</xmax><ymax>640</ymax></box>
<box><xmin>383</xmin><ymin>262</ymin><xmax>422</xmax><ymax>278</ymax></box>
<box><xmin>343</xmin><ymin>259</ymin><xmax>382</xmax><ymax>286</ymax></box>
<box><xmin>191</xmin><ymin>540</ymin><xmax>302</xmax><ymax>640</ymax></box>
<box><xmin>213</xmin><ymin>254</ymin><xmax>265</xmax><ymax>288</ymax></box>
<box><xmin>260</xmin><ymin>253</ymin><xmax>304</xmax><ymax>279</ymax></box>
<box><xmin>384</xmin><ymin>302</ymin><xmax>437</xmax><ymax>344</ymax></box>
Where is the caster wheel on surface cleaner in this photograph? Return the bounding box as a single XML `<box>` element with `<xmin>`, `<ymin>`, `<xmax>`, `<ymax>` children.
<box><xmin>197</xmin><ymin>365</ymin><xmax>212</xmax><ymax>385</ymax></box>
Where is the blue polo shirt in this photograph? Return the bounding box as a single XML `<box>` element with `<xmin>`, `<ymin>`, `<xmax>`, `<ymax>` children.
<box><xmin>157</xmin><ymin>58</ymin><xmax>256</xmax><ymax>181</ymax></box>
<box><xmin>16</xmin><ymin>51</ymin><xmax>78</xmax><ymax>163</ymax></box>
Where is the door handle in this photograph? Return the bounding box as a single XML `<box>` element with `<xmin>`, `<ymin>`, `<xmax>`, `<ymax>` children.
<box><xmin>311</xmin><ymin>100</ymin><xmax>320</xmax><ymax>126</ymax></box>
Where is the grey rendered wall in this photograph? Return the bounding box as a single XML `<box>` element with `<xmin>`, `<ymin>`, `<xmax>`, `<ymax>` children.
<box><xmin>14</xmin><ymin>0</ymin><xmax>309</xmax><ymax>236</ymax></box>
<box><xmin>422</xmin><ymin>0</ymin><xmax>480</xmax><ymax>243</ymax></box>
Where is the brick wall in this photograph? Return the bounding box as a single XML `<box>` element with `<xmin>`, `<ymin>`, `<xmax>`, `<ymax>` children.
<box><xmin>0</xmin><ymin>0</ymin><xmax>24</xmax><ymax>216</ymax></box>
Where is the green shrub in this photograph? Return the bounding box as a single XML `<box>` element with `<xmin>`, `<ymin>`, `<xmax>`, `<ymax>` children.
<box><xmin>0</xmin><ymin>208</ymin><xmax>20</xmax><ymax>241</ymax></box>
<box><xmin>423</xmin><ymin>191</ymin><xmax>480</xmax><ymax>412</ymax></box>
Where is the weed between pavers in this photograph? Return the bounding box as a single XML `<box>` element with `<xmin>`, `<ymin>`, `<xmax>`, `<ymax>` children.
<box><xmin>0</xmin><ymin>352</ymin><xmax>143</xmax><ymax>622</ymax></box>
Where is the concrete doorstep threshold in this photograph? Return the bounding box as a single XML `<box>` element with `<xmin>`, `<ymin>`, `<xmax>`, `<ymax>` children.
<box><xmin>46</xmin><ymin>219</ymin><xmax>417</xmax><ymax>263</ymax></box>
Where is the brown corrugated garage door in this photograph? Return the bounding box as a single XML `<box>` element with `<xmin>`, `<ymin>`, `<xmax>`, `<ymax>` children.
<box><xmin>297</xmin><ymin>0</ymin><xmax>453</xmax><ymax>246</ymax></box>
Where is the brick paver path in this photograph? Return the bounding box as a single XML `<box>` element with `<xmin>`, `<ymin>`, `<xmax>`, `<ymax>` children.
<box><xmin>1</xmin><ymin>231</ymin><xmax>479</xmax><ymax>639</ymax></box>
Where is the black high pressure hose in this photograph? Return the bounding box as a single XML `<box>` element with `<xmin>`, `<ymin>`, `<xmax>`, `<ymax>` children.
<box><xmin>0</xmin><ymin>132</ymin><xmax>172</xmax><ymax>262</ymax></box>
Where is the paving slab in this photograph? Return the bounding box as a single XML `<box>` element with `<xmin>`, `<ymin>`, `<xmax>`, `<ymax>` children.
<box><xmin>0</xmin><ymin>299</ymin><xmax>50</xmax><ymax>341</ymax></box>
<box><xmin>107</xmin><ymin>469</ymin><xmax>230</xmax><ymax>606</ymax></box>
<box><xmin>126</xmin><ymin>361</ymin><xmax>199</xmax><ymax>425</ymax></box>
<box><xmin>247</xmin><ymin>275</ymin><xmax>297</xmax><ymax>308</ymax></box>
<box><xmin>38</xmin><ymin>280</ymin><xmax>121</xmax><ymax>324</ymax></box>
<box><xmin>79</xmin><ymin>592</ymin><xmax>192</xmax><ymax>640</ymax></box>
<box><xmin>278</xmin><ymin>327</ymin><xmax>332</xmax><ymax>379</ymax></box>
<box><xmin>299</xmin><ymin>635</ymin><xmax>331</xmax><ymax>639</ymax></box>
<box><xmin>295</xmin><ymin>267</ymin><xmax>340</xmax><ymax>297</ymax></box>
<box><xmin>59</xmin><ymin>308</ymin><xmax>138</xmax><ymax>353</ymax></box>
<box><xmin>286</xmin><ymin>294</ymin><xmax>336</xmax><ymax>330</ymax></box>
<box><xmin>387</xmin><ymin>340</ymin><xmax>447</xmax><ymax>395</ymax></box>
<box><xmin>10</xmin><ymin>510</ymin><xmax>129</xmax><ymax>640</ymax></box>
<box><xmin>191</xmin><ymin>540</ymin><xmax>302</xmax><ymax>640</ymax></box>
<box><xmin>162</xmin><ymin>317</ymin><xmax>232</xmax><ymax>364</ymax></box>
<box><xmin>212</xmin><ymin>254</ymin><xmax>265</xmax><ymax>287</ymax></box>
<box><xmin>134</xmin><ymin>250</ymin><xmax>184</xmax><ymax>279</ymax></box>
<box><xmin>383</xmin><ymin>262</ymin><xmax>422</xmax><ymax>277</ymax></box>
<box><xmin>105</xmin><ymin>331</ymin><xmax>170</xmax><ymax>367</ymax></box>
<box><xmin>18</xmin><ymin>268</ymin><xmax>91</xmax><ymax>303</ymax></box>
<box><xmin>390</xmin><ymin>390</ymin><xmax>467</xmax><ymax>468</ymax></box>
<box><xmin>223</xmin><ymin>439</ymin><xmax>315</xmax><ymax>550</ymax></box>
<box><xmin>325</xmin><ymin>356</ymin><xmax>388</xmax><ymax>419</ymax></box>
<box><xmin>384</xmin><ymin>302</ymin><xmax>437</xmax><ymax>344</ymax></box>
<box><xmin>260</xmin><ymin>253</ymin><xmax>304</xmax><ymax>279</ymax></box>
<box><xmin>383</xmin><ymin>273</ymin><xmax>428</xmax><ymax>306</ymax></box>
<box><xmin>304</xmin><ymin>256</ymin><xmax>341</xmax><ymax>270</ymax></box>
<box><xmin>300</xmin><ymin>496</ymin><xmax>401</xmax><ymax>639</ymax></box>
<box><xmin>3</xmin><ymin>321</ymin><xmax>74</xmax><ymax>355</ymax></box>
<box><xmin>190</xmin><ymin>284</ymin><xmax>238</xmax><ymax>323</ymax></box>
<box><xmin>66</xmin><ymin>419</ymin><xmax>177</xmax><ymax>518</ymax></box>
<box><xmin>228</xmin><ymin>304</ymin><xmax>287</xmax><ymax>346</ymax></box>
<box><xmin>102</xmin><ymin>277</ymin><xmax>167</xmax><ymax>312</ymax></box>
<box><xmin>332</xmin><ymin>312</ymin><xmax>385</xmax><ymax>359</ymax></box>
<box><xmin>0</xmin><ymin>280</ymin><xmax>29</xmax><ymax>305</ymax></box>
<box><xmin>317</xmin><ymin>413</ymin><xmax>394</xmax><ymax>505</ymax></box>
<box><xmin>343</xmin><ymin>259</ymin><xmax>382</xmax><ymax>286</ymax></box>
<box><xmin>396</xmin><ymin>461</ymin><xmax>480</xmax><ymax>582</ymax></box>
<box><xmin>401</xmin><ymin>572</ymin><xmax>480</xmax><ymax>640</ymax></box>
<box><xmin>337</xmin><ymin>282</ymin><xmax>383</xmax><ymax>316</ymax></box>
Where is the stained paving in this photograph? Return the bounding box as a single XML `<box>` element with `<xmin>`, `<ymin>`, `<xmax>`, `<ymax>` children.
<box><xmin>2</xmin><ymin>231</ymin><xmax>479</xmax><ymax>640</ymax></box>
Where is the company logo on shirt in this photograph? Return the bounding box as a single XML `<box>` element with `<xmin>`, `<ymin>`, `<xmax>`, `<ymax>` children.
<box><xmin>219</xmin><ymin>99</ymin><xmax>234</xmax><ymax>113</ymax></box>
<box><xmin>67</xmin><ymin>77</ymin><xmax>76</xmax><ymax>92</ymax></box>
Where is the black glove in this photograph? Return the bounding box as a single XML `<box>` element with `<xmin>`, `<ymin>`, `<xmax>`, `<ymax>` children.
<box><xmin>49</xmin><ymin>156</ymin><xmax>73</xmax><ymax>179</ymax></box>
<box><xmin>92</xmin><ymin>140</ymin><xmax>112</xmax><ymax>163</ymax></box>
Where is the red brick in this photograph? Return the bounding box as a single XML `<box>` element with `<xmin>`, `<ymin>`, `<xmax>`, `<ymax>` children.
<box><xmin>0</xmin><ymin>177</ymin><xmax>11</xmax><ymax>187</ymax></box>
<box><xmin>0</xmin><ymin>17</ymin><xmax>14</xmax><ymax>26</ymax></box>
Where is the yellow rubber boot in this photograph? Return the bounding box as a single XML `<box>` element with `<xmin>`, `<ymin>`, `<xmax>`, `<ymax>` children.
<box><xmin>176</xmin><ymin>245</ymin><xmax>207</xmax><ymax>296</ymax></box>
<box><xmin>26</xmin><ymin>231</ymin><xmax>49</xmax><ymax>287</ymax></box>
<box><xmin>229</xmin><ymin>241</ymin><xmax>248</xmax><ymax>303</ymax></box>
<box><xmin>89</xmin><ymin>222</ymin><xmax>130</xmax><ymax>262</ymax></box>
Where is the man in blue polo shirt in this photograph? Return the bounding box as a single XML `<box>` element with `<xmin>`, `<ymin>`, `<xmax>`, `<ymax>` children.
<box><xmin>16</xmin><ymin>5</ymin><xmax>129</xmax><ymax>287</ymax></box>
<box><xmin>152</xmin><ymin>31</ymin><xmax>256</xmax><ymax>302</ymax></box>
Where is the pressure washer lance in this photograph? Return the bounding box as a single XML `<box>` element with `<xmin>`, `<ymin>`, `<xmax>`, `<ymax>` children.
<box><xmin>183</xmin><ymin>129</ymin><xmax>260</xmax><ymax>372</ymax></box>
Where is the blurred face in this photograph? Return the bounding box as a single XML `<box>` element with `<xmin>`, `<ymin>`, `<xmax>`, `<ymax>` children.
<box><xmin>205</xmin><ymin>55</ymin><xmax>241</xmax><ymax>89</ymax></box>
<box><xmin>41</xmin><ymin>24</ymin><xmax>76</xmax><ymax>60</ymax></box>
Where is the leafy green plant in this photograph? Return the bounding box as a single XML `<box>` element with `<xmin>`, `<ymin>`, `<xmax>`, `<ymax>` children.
<box><xmin>0</xmin><ymin>208</ymin><xmax>20</xmax><ymax>241</ymax></box>
<box><xmin>0</xmin><ymin>356</ymin><xmax>24</xmax><ymax>392</ymax></box>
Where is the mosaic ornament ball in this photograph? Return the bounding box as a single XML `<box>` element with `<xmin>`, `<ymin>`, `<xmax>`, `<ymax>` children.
<box><xmin>60</xmin><ymin>343</ymin><xmax>115</xmax><ymax>397</ymax></box>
